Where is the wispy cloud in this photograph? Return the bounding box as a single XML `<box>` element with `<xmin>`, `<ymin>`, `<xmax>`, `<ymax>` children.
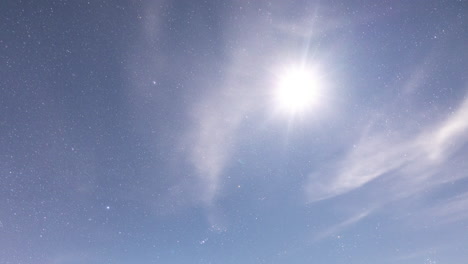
<box><xmin>313</xmin><ymin>209</ymin><xmax>372</xmax><ymax>242</ymax></box>
<box><xmin>180</xmin><ymin>9</ymin><xmax>293</xmax><ymax>206</ymax></box>
<box><xmin>393</xmin><ymin>246</ymin><xmax>441</xmax><ymax>262</ymax></box>
<box><xmin>184</xmin><ymin>93</ymin><xmax>248</xmax><ymax>205</ymax></box>
<box><xmin>413</xmin><ymin>192</ymin><xmax>468</xmax><ymax>227</ymax></box>
<box><xmin>306</xmin><ymin>94</ymin><xmax>468</xmax><ymax>202</ymax></box>
<box><xmin>422</xmin><ymin>98</ymin><xmax>468</xmax><ymax>160</ymax></box>
<box><xmin>183</xmin><ymin>4</ymin><xmax>346</xmax><ymax>206</ymax></box>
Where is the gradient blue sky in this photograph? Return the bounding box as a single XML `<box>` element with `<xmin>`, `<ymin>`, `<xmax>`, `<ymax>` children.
<box><xmin>1</xmin><ymin>0</ymin><xmax>468</xmax><ymax>263</ymax></box>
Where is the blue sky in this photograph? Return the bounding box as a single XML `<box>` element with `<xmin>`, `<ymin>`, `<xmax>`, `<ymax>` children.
<box><xmin>1</xmin><ymin>0</ymin><xmax>467</xmax><ymax>263</ymax></box>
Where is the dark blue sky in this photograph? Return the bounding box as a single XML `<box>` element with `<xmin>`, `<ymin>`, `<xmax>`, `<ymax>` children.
<box><xmin>1</xmin><ymin>1</ymin><xmax>468</xmax><ymax>263</ymax></box>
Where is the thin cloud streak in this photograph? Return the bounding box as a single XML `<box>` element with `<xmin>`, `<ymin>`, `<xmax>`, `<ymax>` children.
<box><xmin>183</xmin><ymin>5</ymin><xmax>340</xmax><ymax>205</ymax></box>
<box><xmin>185</xmin><ymin>94</ymin><xmax>247</xmax><ymax>205</ymax></box>
<box><xmin>423</xmin><ymin>97</ymin><xmax>468</xmax><ymax>161</ymax></box>
<box><xmin>313</xmin><ymin>209</ymin><xmax>371</xmax><ymax>242</ymax></box>
<box><xmin>413</xmin><ymin>192</ymin><xmax>468</xmax><ymax>227</ymax></box>
<box><xmin>307</xmin><ymin>94</ymin><xmax>468</xmax><ymax>202</ymax></box>
<box><xmin>181</xmin><ymin>4</ymin><xmax>348</xmax><ymax>205</ymax></box>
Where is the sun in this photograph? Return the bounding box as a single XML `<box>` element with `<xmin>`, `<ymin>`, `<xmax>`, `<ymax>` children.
<box><xmin>274</xmin><ymin>65</ymin><xmax>323</xmax><ymax>115</ymax></box>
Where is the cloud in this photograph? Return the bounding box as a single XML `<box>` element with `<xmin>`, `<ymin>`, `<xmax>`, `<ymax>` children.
<box><xmin>393</xmin><ymin>247</ymin><xmax>441</xmax><ymax>262</ymax></box>
<box><xmin>306</xmin><ymin>94</ymin><xmax>468</xmax><ymax>202</ymax></box>
<box><xmin>181</xmin><ymin>3</ymin><xmax>347</xmax><ymax>206</ymax></box>
<box><xmin>180</xmin><ymin>6</ymin><xmax>283</xmax><ymax>206</ymax></box>
<box><xmin>313</xmin><ymin>209</ymin><xmax>371</xmax><ymax>242</ymax></box>
<box><xmin>185</xmin><ymin>94</ymin><xmax>247</xmax><ymax>205</ymax></box>
<box><xmin>413</xmin><ymin>192</ymin><xmax>468</xmax><ymax>227</ymax></box>
<box><xmin>422</xmin><ymin>98</ymin><xmax>468</xmax><ymax>160</ymax></box>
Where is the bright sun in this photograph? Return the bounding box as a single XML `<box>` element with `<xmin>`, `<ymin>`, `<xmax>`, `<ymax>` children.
<box><xmin>275</xmin><ymin>66</ymin><xmax>323</xmax><ymax>115</ymax></box>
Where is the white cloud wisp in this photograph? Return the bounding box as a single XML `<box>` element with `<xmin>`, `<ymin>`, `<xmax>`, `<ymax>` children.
<box><xmin>307</xmin><ymin>95</ymin><xmax>468</xmax><ymax>202</ymax></box>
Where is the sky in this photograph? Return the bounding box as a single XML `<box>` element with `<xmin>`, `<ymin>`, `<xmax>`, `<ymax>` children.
<box><xmin>1</xmin><ymin>0</ymin><xmax>467</xmax><ymax>263</ymax></box>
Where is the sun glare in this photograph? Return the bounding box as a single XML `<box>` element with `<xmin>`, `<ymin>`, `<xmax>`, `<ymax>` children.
<box><xmin>275</xmin><ymin>66</ymin><xmax>323</xmax><ymax>115</ymax></box>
